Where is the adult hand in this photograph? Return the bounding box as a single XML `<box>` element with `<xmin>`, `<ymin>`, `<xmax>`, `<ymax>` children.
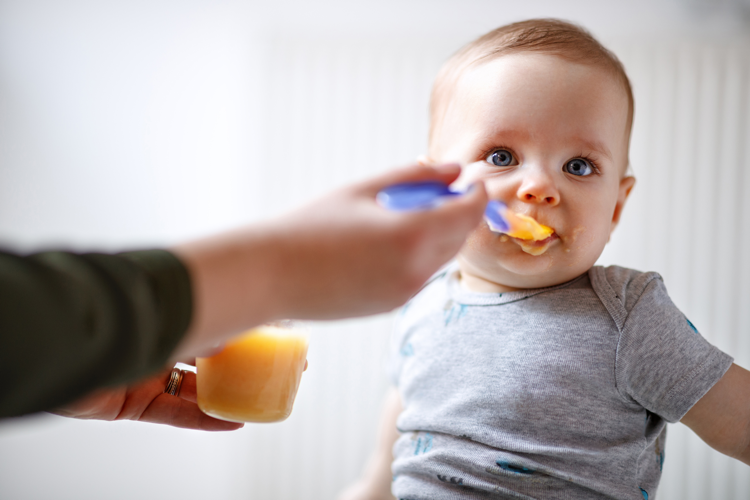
<box><xmin>172</xmin><ymin>163</ymin><xmax>487</xmax><ymax>359</ymax></box>
<box><xmin>264</xmin><ymin>162</ymin><xmax>488</xmax><ymax>318</ymax></box>
<box><xmin>50</xmin><ymin>364</ymin><xmax>242</xmax><ymax>431</ymax></box>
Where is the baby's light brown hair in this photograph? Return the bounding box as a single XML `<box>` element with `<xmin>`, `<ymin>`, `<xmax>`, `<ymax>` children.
<box><xmin>429</xmin><ymin>19</ymin><xmax>634</xmax><ymax>169</ymax></box>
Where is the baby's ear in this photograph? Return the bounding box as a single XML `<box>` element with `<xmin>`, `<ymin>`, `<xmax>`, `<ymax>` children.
<box><xmin>610</xmin><ymin>175</ymin><xmax>636</xmax><ymax>236</ymax></box>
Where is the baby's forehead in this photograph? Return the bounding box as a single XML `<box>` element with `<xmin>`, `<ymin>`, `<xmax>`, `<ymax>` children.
<box><xmin>455</xmin><ymin>53</ymin><xmax>627</xmax><ymax>110</ymax></box>
<box><xmin>433</xmin><ymin>53</ymin><xmax>631</xmax><ymax>165</ymax></box>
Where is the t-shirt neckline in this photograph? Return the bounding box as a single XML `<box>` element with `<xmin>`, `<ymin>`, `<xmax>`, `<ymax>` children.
<box><xmin>446</xmin><ymin>265</ymin><xmax>589</xmax><ymax>306</ymax></box>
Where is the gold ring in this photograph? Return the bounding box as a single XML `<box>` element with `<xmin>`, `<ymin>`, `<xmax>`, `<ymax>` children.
<box><xmin>164</xmin><ymin>367</ymin><xmax>185</xmax><ymax>397</ymax></box>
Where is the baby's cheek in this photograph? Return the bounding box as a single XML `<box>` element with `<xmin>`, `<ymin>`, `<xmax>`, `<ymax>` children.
<box><xmin>456</xmin><ymin>227</ymin><xmax>484</xmax><ymax>259</ymax></box>
<box><xmin>465</xmin><ymin>224</ymin><xmax>495</xmax><ymax>250</ymax></box>
<box><xmin>565</xmin><ymin>226</ymin><xmax>587</xmax><ymax>246</ymax></box>
<box><xmin>459</xmin><ymin>227</ymin><xmax>506</xmax><ymax>268</ymax></box>
<box><xmin>564</xmin><ymin>224</ymin><xmax>607</xmax><ymax>267</ymax></box>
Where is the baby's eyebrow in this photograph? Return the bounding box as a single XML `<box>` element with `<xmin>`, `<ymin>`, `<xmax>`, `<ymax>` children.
<box><xmin>574</xmin><ymin>137</ymin><xmax>612</xmax><ymax>160</ymax></box>
<box><xmin>475</xmin><ymin>129</ymin><xmax>531</xmax><ymax>149</ymax></box>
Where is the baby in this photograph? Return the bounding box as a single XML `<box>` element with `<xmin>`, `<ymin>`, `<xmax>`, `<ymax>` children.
<box><xmin>340</xmin><ymin>19</ymin><xmax>750</xmax><ymax>500</ymax></box>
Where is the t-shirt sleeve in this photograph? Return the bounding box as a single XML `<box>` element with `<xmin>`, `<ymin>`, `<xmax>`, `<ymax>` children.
<box><xmin>0</xmin><ymin>248</ymin><xmax>192</xmax><ymax>418</ymax></box>
<box><xmin>615</xmin><ymin>277</ymin><xmax>733</xmax><ymax>423</ymax></box>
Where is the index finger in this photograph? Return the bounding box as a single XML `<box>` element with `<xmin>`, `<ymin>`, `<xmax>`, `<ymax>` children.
<box><xmin>141</xmin><ymin>393</ymin><xmax>243</xmax><ymax>431</ymax></box>
<box><xmin>357</xmin><ymin>163</ymin><xmax>462</xmax><ymax>197</ymax></box>
<box><xmin>411</xmin><ymin>180</ymin><xmax>488</xmax><ymax>229</ymax></box>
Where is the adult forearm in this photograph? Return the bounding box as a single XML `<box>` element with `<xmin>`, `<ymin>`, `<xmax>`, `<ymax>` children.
<box><xmin>170</xmin><ymin>224</ymin><xmax>287</xmax><ymax>360</ymax></box>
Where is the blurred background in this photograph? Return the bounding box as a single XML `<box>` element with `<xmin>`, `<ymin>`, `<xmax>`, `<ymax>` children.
<box><xmin>1</xmin><ymin>0</ymin><xmax>749</xmax><ymax>498</ymax></box>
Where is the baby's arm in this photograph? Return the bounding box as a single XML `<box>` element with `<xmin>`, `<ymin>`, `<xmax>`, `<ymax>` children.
<box><xmin>337</xmin><ymin>388</ymin><xmax>402</xmax><ymax>500</ymax></box>
<box><xmin>681</xmin><ymin>363</ymin><xmax>750</xmax><ymax>465</ymax></box>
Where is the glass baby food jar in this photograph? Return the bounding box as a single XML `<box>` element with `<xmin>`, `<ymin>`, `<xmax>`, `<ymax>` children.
<box><xmin>196</xmin><ymin>321</ymin><xmax>309</xmax><ymax>423</ymax></box>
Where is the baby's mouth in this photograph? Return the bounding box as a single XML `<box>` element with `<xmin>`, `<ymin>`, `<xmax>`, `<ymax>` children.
<box><xmin>490</xmin><ymin>208</ymin><xmax>557</xmax><ymax>256</ymax></box>
<box><xmin>511</xmin><ymin>233</ymin><xmax>558</xmax><ymax>256</ymax></box>
<box><xmin>484</xmin><ymin>203</ymin><xmax>558</xmax><ymax>256</ymax></box>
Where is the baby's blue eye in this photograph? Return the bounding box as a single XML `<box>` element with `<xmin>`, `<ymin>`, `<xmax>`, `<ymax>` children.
<box><xmin>564</xmin><ymin>158</ymin><xmax>594</xmax><ymax>176</ymax></box>
<box><xmin>486</xmin><ymin>149</ymin><xmax>515</xmax><ymax>167</ymax></box>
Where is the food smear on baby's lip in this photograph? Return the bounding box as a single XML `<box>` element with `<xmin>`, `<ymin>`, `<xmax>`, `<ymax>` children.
<box><xmin>485</xmin><ymin>204</ymin><xmax>554</xmax><ymax>241</ymax></box>
<box><xmin>485</xmin><ymin>205</ymin><xmax>556</xmax><ymax>256</ymax></box>
<box><xmin>503</xmin><ymin>211</ymin><xmax>554</xmax><ymax>241</ymax></box>
<box><xmin>515</xmin><ymin>236</ymin><xmax>556</xmax><ymax>256</ymax></box>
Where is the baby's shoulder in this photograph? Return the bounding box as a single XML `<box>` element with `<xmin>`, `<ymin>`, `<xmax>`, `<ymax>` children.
<box><xmin>588</xmin><ymin>265</ymin><xmax>667</xmax><ymax>317</ymax></box>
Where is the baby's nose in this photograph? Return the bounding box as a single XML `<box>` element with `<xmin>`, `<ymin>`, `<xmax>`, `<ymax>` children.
<box><xmin>516</xmin><ymin>170</ymin><xmax>560</xmax><ymax>206</ymax></box>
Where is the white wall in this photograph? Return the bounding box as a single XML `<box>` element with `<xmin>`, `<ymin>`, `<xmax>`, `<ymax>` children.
<box><xmin>1</xmin><ymin>1</ymin><xmax>749</xmax><ymax>499</ymax></box>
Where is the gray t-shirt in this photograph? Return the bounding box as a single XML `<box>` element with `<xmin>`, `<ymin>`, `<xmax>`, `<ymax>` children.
<box><xmin>388</xmin><ymin>265</ymin><xmax>733</xmax><ymax>500</ymax></box>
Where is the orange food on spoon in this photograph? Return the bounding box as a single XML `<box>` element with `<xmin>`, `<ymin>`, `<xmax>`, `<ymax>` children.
<box><xmin>503</xmin><ymin>211</ymin><xmax>554</xmax><ymax>241</ymax></box>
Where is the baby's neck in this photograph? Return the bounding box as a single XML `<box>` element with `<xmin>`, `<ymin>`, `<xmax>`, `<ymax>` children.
<box><xmin>458</xmin><ymin>272</ymin><xmax>523</xmax><ymax>294</ymax></box>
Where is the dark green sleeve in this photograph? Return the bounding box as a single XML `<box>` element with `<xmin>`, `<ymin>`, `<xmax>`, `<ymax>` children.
<box><xmin>0</xmin><ymin>248</ymin><xmax>192</xmax><ymax>418</ymax></box>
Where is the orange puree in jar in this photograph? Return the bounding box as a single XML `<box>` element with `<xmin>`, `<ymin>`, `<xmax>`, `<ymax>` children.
<box><xmin>196</xmin><ymin>324</ymin><xmax>309</xmax><ymax>423</ymax></box>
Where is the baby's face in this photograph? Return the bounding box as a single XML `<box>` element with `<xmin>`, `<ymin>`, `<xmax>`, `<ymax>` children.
<box><xmin>431</xmin><ymin>53</ymin><xmax>634</xmax><ymax>292</ymax></box>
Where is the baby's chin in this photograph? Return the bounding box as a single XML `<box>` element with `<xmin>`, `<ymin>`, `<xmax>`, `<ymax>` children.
<box><xmin>457</xmin><ymin>255</ymin><xmax>553</xmax><ymax>292</ymax></box>
<box><xmin>456</xmin><ymin>251</ymin><xmax>586</xmax><ymax>292</ymax></box>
